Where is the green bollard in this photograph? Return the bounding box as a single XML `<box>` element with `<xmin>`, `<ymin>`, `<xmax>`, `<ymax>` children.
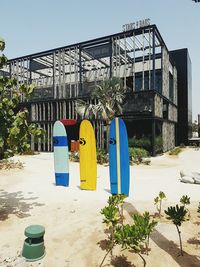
<box><xmin>22</xmin><ymin>225</ymin><xmax>45</xmax><ymax>261</ymax></box>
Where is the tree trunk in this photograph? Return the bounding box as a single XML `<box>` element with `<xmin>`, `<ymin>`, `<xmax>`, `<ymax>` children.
<box><xmin>176</xmin><ymin>225</ymin><xmax>184</xmax><ymax>256</ymax></box>
<box><xmin>138</xmin><ymin>253</ymin><xmax>146</xmax><ymax>267</ymax></box>
<box><xmin>99</xmin><ymin>247</ymin><xmax>112</xmax><ymax>267</ymax></box>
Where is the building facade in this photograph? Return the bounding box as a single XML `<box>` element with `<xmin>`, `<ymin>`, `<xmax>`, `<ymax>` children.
<box><xmin>170</xmin><ymin>49</ymin><xmax>192</xmax><ymax>145</ymax></box>
<box><xmin>3</xmin><ymin>24</ymin><xmax>179</xmax><ymax>155</ymax></box>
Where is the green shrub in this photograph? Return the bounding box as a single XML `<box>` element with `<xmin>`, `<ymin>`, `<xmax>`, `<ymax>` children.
<box><xmin>197</xmin><ymin>202</ymin><xmax>200</xmax><ymax>213</ymax></box>
<box><xmin>165</xmin><ymin>205</ymin><xmax>187</xmax><ymax>256</ymax></box>
<box><xmin>154</xmin><ymin>191</ymin><xmax>166</xmax><ymax>217</ymax></box>
<box><xmin>180</xmin><ymin>143</ymin><xmax>186</xmax><ymax>148</ymax></box>
<box><xmin>21</xmin><ymin>150</ymin><xmax>39</xmax><ymax>155</ymax></box>
<box><xmin>115</xmin><ymin>212</ymin><xmax>157</xmax><ymax>266</ymax></box>
<box><xmin>97</xmin><ymin>149</ymin><xmax>108</xmax><ymax>164</ymax></box>
<box><xmin>0</xmin><ymin>39</ymin><xmax>45</xmax><ymax>159</ymax></box>
<box><xmin>129</xmin><ymin>135</ymin><xmax>163</xmax><ymax>155</ymax></box>
<box><xmin>100</xmin><ymin>195</ymin><xmax>156</xmax><ymax>267</ymax></box>
<box><xmin>129</xmin><ymin>147</ymin><xmax>149</xmax><ymax>164</ymax></box>
<box><xmin>180</xmin><ymin>195</ymin><xmax>191</xmax><ymax>219</ymax></box>
<box><xmin>0</xmin><ymin>159</ymin><xmax>24</xmax><ymax>170</ymax></box>
<box><xmin>155</xmin><ymin>135</ymin><xmax>163</xmax><ymax>154</ymax></box>
<box><xmin>100</xmin><ymin>195</ymin><xmax>124</xmax><ymax>267</ymax></box>
<box><xmin>70</xmin><ymin>149</ymin><xmax>108</xmax><ymax>165</ymax></box>
<box><xmin>169</xmin><ymin>147</ymin><xmax>182</xmax><ymax>156</ymax></box>
<box><xmin>129</xmin><ymin>136</ymin><xmax>151</xmax><ymax>151</ymax></box>
<box><xmin>180</xmin><ymin>195</ymin><xmax>190</xmax><ymax>207</ymax></box>
<box><xmin>69</xmin><ymin>151</ymin><xmax>79</xmax><ymax>162</ymax></box>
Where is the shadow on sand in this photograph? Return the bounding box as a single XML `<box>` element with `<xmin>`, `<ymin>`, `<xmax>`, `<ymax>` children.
<box><xmin>98</xmin><ymin>238</ymin><xmax>135</xmax><ymax>267</ymax></box>
<box><xmin>0</xmin><ymin>189</ymin><xmax>45</xmax><ymax>221</ymax></box>
<box><xmin>104</xmin><ymin>189</ymin><xmax>111</xmax><ymax>194</ymax></box>
<box><xmin>124</xmin><ymin>202</ymin><xmax>200</xmax><ymax>267</ymax></box>
<box><xmin>110</xmin><ymin>255</ymin><xmax>136</xmax><ymax>267</ymax></box>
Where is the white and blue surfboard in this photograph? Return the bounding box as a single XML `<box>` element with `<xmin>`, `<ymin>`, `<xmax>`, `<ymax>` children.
<box><xmin>53</xmin><ymin>121</ymin><xmax>69</xmax><ymax>186</ymax></box>
<box><xmin>109</xmin><ymin>117</ymin><xmax>130</xmax><ymax>196</ymax></box>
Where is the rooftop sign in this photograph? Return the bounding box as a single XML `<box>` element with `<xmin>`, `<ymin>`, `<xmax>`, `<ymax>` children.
<box><xmin>122</xmin><ymin>18</ymin><xmax>150</xmax><ymax>32</ymax></box>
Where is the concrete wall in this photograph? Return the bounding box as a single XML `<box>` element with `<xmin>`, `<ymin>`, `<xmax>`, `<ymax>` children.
<box><xmin>162</xmin><ymin>122</ymin><xmax>175</xmax><ymax>152</ymax></box>
<box><xmin>168</xmin><ymin>104</ymin><xmax>178</xmax><ymax>122</ymax></box>
<box><xmin>173</xmin><ymin>66</ymin><xmax>178</xmax><ymax>105</ymax></box>
<box><xmin>154</xmin><ymin>94</ymin><xmax>163</xmax><ymax>118</ymax></box>
<box><xmin>162</xmin><ymin>47</ymin><xmax>169</xmax><ymax>99</ymax></box>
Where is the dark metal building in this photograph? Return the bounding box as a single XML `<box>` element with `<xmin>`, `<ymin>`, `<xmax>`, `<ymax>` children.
<box><xmin>3</xmin><ymin>24</ymin><xmax>180</xmax><ymax>155</ymax></box>
<box><xmin>170</xmin><ymin>48</ymin><xmax>192</xmax><ymax>145</ymax></box>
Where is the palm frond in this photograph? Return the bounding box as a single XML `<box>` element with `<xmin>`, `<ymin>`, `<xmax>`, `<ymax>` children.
<box><xmin>76</xmin><ymin>77</ymin><xmax>125</xmax><ymax>122</ymax></box>
<box><xmin>76</xmin><ymin>99</ymin><xmax>89</xmax><ymax>118</ymax></box>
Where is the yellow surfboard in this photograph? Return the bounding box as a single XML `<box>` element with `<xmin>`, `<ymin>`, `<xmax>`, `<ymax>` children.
<box><xmin>79</xmin><ymin>120</ymin><xmax>97</xmax><ymax>190</ymax></box>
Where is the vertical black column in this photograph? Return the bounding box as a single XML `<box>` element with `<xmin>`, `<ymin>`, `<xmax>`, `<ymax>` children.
<box><xmin>151</xmin><ymin>27</ymin><xmax>156</xmax><ymax>156</ymax></box>
<box><xmin>79</xmin><ymin>46</ymin><xmax>82</xmax><ymax>93</ymax></box>
<box><xmin>152</xmin><ymin>27</ymin><xmax>156</xmax><ymax>91</ymax></box>
<box><xmin>151</xmin><ymin>119</ymin><xmax>156</xmax><ymax>156</ymax></box>
<box><xmin>109</xmin><ymin>39</ymin><xmax>112</xmax><ymax>78</ymax></box>
<box><xmin>9</xmin><ymin>62</ymin><xmax>12</xmax><ymax>79</ymax></box>
<box><xmin>29</xmin><ymin>58</ymin><xmax>32</xmax><ymax>84</ymax></box>
<box><xmin>53</xmin><ymin>52</ymin><xmax>56</xmax><ymax>99</ymax></box>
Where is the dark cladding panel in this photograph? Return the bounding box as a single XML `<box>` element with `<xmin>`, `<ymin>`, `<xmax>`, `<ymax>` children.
<box><xmin>170</xmin><ymin>48</ymin><xmax>192</xmax><ymax>145</ymax></box>
<box><xmin>187</xmin><ymin>53</ymin><xmax>192</xmax><ymax>138</ymax></box>
<box><xmin>123</xmin><ymin>91</ymin><xmax>153</xmax><ymax>115</ymax></box>
<box><xmin>84</xmin><ymin>43</ymin><xmax>111</xmax><ymax>59</ymax></box>
<box><xmin>30</xmin><ymin>60</ymin><xmax>48</xmax><ymax>71</ymax></box>
<box><xmin>32</xmin><ymin>87</ymin><xmax>54</xmax><ymax>100</ymax></box>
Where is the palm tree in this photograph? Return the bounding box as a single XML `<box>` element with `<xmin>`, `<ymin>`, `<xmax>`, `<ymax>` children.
<box><xmin>76</xmin><ymin>77</ymin><xmax>126</xmax><ymax>150</ymax></box>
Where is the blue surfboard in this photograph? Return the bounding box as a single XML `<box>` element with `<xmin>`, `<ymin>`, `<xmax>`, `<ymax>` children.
<box><xmin>53</xmin><ymin>121</ymin><xmax>69</xmax><ymax>186</ymax></box>
<box><xmin>109</xmin><ymin>117</ymin><xmax>130</xmax><ymax>196</ymax></box>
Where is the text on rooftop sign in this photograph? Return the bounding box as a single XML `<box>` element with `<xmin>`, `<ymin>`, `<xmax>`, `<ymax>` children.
<box><xmin>122</xmin><ymin>18</ymin><xmax>150</xmax><ymax>32</ymax></box>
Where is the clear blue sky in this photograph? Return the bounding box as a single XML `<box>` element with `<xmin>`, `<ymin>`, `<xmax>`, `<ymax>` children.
<box><xmin>1</xmin><ymin>0</ymin><xmax>199</xmax><ymax>120</ymax></box>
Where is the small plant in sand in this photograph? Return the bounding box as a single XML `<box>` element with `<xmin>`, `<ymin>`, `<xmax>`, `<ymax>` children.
<box><xmin>132</xmin><ymin>212</ymin><xmax>157</xmax><ymax>255</ymax></box>
<box><xmin>100</xmin><ymin>195</ymin><xmax>122</xmax><ymax>266</ymax></box>
<box><xmin>180</xmin><ymin>195</ymin><xmax>190</xmax><ymax>207</ymax></box>
<box><xmin>129</xmin><ymin>147</ymin><xmax>150</xmax><ymax>165</ymax></box>
<box><xmin>197</xmin><ymin>202</ymin><xmax>200</xmax><ymax>213</ymax></box>
<box><xmin>180</xmin><ymin>195</ymin><xmax>191</xmax><ymax>219</ymax></box>
<box><xmin>115</xmin><ymin>212</ymin><xmax>157</xmax><ymax>267</ymax></box>
<box><xmin>164</xmin><ymin>205</ymin><xmax>187</xmax><ymax>256</ymax></box>
<box><xmin>97</xmin><ymin>149</ymin><xmax>108</xmax><ymax>165</ymax></box>
<box><xmin>154</xmin><ymin>191</ymin><xmax>166</xmax><ymax>217</ymax></box>
<box><xmin>169</xmin><ymin>147</ymin><xmax>182</xmax><ymax>156</ymax></box>
<box><xmin>69</xmin><ymin>151</ymin><xmax>79</xmax><ymax>162</ymax></box>
<box><xmin>108</xmin><ymin>194</ymin><xmax>126</xmax><ymax>224</ymax></box>
<box><xmin>0</xmin><ymin>159</ymin><xmax>24</xmax><ymax>170</ymax></box>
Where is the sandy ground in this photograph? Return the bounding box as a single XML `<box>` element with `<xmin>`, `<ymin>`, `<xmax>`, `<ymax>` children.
<box><xmin>0</xmin><ymin>148</ymin><xmax>200</xmax><ymax>267</ymax></box>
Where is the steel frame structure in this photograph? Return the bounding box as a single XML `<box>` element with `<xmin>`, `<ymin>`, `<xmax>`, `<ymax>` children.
<box><xmin>4</xmin><ymin>24</ymin><xmax>178</xmax><ymax>155</ymax></box>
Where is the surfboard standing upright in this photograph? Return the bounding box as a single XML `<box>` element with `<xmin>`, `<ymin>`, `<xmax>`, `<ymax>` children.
<box><xmin>53</xmin><ymin>121</ymin><xmax>69</xmax><ymax>186</ymax></box>
<box><xmin>79</xmin><ymin>120</ymin><xmax>97</xmax><ymax>190</ymax></box>
<box><xmin>109</xmin><ymin>117</ymin><xmax>130</xmax><ymax>196</ymax></box>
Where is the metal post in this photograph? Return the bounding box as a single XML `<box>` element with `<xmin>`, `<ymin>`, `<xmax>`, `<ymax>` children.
<box><xmin>152</xmin><ymin>27</ymin><xmax>156</xmax><ymax>91</ymax></box>
<box><xmin>148</xmin><ymin>30</ymin><xmax>151</xmax><ymax>90</ymax></box>
<box><xmin>109</xmin><ymin>39</ymin><xmax>113</xmax><ymax>79</ymax></box>
<box><xmin>151</xmin><ymin>119</ymin><xmax>156</xmax><ymax>156</ymax></box>
<box><xmin>58</xmin><ymin>51</ymin><xmax>62</xmax><ymax>98</ymax></box>
<box><xmin>123</xmin><ymin>36</ymin><xmax>127</xmax><ymax>89</ymax></box>
<box><xmin>79</xmin><ymin>46</ymin><xmax>82</xmax><ymax>94</ymax></box>
<box><xmin>142</xmin><ymin>30</ymin><xmax>145</xmax><ymax>90</ymax></box>
<box><xmin>53</xmin><ymin>52</ymin><xmax>56</xmax><ymax>99</ymax></box>
<box><xmin>132</xmin><ymin>33</ymin><xmax>135</xmax><ymax>92</ymax></box>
